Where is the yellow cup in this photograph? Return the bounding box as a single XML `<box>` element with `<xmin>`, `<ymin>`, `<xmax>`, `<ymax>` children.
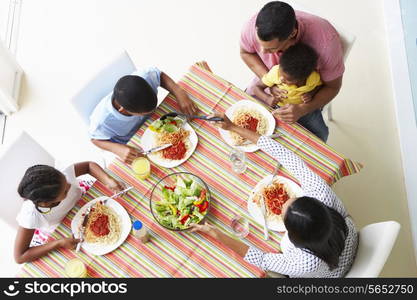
<box><xmin>132</xmin><ymin>157</ymin><xmax>151</xmax><ymax>180</ymax></box>
<box><xmin>65</xmin><ymin>258</ymin><xmax>87</xmax><ymax>278</ymax></box>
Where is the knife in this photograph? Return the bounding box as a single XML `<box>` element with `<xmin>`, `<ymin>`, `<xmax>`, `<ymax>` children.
<box><xmin>75</xmin><ymin>205</ymin><xmax>92</xmax><ymax>252</ymax></box>
<box><xmin>259</xmin><ymin>195</ymin><xmax>269</xmax><ymax>241</ymax></box>
<box><xmin>142</xmin><ymin>144</ymin><xmax>172</xmax><ymax>155</ymax></box>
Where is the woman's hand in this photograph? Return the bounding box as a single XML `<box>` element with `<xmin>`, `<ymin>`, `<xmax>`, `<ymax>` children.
<box><xmin>104</xmin><ymin>177</ymin><xmax>126</xmax><ymax>193</ymax></box>
<box><xmin>208</xmin><ymin>112</ymin><xmax>234</xmax><ymax>130</ymax></box>
<box><xmin>58</xmin><ymin>237</ymin><xmax>81</xmax><ymax>250</ymax></box>
<box><xmin>190</xmin><ymin>222</ymin><xmax>218</xmax><ymax>238</ymax></box>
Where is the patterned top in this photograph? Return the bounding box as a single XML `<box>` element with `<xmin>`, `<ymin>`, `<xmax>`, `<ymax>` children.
<box><xmin>244</xmin><ymin>136</ymin><xmax>358</xmax><ymax>278</ymax></box>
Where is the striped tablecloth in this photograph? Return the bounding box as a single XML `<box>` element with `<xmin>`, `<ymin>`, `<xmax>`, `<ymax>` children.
<box><xmin>19</xmin><ymin>62</ymin><xmax>362</xmax><ymax>278</ymax></box>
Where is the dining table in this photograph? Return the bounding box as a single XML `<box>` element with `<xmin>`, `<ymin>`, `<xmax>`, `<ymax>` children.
<box><xmin>18</xmin><ymin>61</ymin><xmax>362</xmax><ymax>278</ymax></box>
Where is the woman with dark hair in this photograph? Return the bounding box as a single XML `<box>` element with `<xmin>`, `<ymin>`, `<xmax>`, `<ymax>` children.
<box><xmin>191</xmin><ymin>113</ymin><xmax>358</xmax><ymax>277</ymax></box>
<box><xmin>14</xmin><ymin>162</ymin><xmax>125</xmax><ymax>264</ymax></box>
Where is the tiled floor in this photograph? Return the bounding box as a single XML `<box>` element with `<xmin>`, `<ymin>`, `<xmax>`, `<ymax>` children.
<box><xmin>1</xmin><ymin>0</ymin><xmax>417</xmax><ymax>277</ymax></box>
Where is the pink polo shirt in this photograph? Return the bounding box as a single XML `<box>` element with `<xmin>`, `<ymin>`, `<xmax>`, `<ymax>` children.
<box><xmin>240</xmin><ymin>10</ymin><xmax>344</xmax><ymax>82</ymax></box>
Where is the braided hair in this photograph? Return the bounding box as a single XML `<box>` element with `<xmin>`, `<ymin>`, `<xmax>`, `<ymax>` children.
<box><xmin>17</xmin><ymin>165</ymin><xmax>64</xmax><ymax>205</ymax></box>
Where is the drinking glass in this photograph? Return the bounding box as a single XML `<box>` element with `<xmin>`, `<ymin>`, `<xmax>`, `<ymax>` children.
<box><xmin>231</xmin><ymin>215</ymin><xmax>249</xmax><ymax>238</ymax></box>
<box><xmin>132</xmin><ymin>157</ymin><xmax>151</xmax><ymax>180</ymax></box>
<box><xmin>229</xmin><ymin>149</ymin><xmax>247</xmax><ymax>174</ymax></box>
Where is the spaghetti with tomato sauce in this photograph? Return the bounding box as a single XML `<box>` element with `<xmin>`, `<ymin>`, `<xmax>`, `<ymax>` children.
<box><xmin>263</xmin><ymin>182</ymin><xmax>290</xmax><ymax>215</ymax></box>
<box><xmin>90</xmin><ymin>214</ymin><xmax>110</xmax><ymax>236</ymax></box>
<box><xmin>162</xmin><ymin>141</ymin><xmax>187</xmax><ymax>160</ymax></box>
<box><xmin>230</xmin><ymin>107</ymin><xmax>268</xmax><ymax>145</ymax></box>
<box><xmin>84</xmin><ymin>201</ymin><xmax>121</xmax><ymax>244</ymax></box>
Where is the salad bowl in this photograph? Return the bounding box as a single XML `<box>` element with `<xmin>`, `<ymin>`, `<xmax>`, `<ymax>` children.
<box><xmin>150</xmin><ymin>172</ymin><xmax>211</xmax><ymax>231</ymax></box>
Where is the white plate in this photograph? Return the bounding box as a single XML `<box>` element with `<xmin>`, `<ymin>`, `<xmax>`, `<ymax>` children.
<box><xmin>219</xmin><ymin>100</ymin><xmax>276</xmax><ymax>152</ymax></box>
<box><xmin>141</xmin><ymin>121</ymin><xmax>198</xmax><ymax>168</ymax></box>
<box><xmin>71</xmin><ymin>197</ymin><xmax>131</xmax><ymax>256</ymax></box>
<box><xmin>247</xmin><ymin>175</ymin><xmax>304</xmax><ymax>232</ymax></box>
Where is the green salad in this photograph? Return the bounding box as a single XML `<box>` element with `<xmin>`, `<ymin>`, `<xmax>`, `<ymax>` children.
<box><xmin>153</xmin><ymin>175</ymin><xmax>209</xmax><ymax>230</ymax></box>
<box><xmin>149</xmin><ymin>116</ymin><xmax>184</xmax><ymax>133</ymax></box>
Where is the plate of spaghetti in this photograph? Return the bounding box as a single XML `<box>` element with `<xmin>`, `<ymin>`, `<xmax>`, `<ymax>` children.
<box><xmin>219</xmin><ymin>100</ymin><xmax>275</xmax><ymax>152</ymax></box>
<box><xmin>248</xmin><ymin>175</ymin><xmax>304</xmax><ymax>231</ymax></box>
<box><xmin>141</xmin><ymin>115</ymin><xmax>198</xmax><ymax>168</ymax></box>
<box><xmin>71</xmin><ymin>196</ymin><xmax>131</xmax><ymax>256</ymax></box>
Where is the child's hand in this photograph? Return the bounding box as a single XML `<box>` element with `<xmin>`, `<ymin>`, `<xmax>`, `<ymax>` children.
<box><xmin>58</xmin><ymin>237</ymin><xmax>81</xmax><ymax>249</ymax></box>
<box><xmin>105</xmin><ymin>178</ymin><xmax>126</xmax><ymax>193</ymax></box>
<box><xmin>115</xmin><ymin>144</ymin><xmax>143</xmax><ymax>165</ymax></box>
<box><xmin>270</xmin><ymin>86</ymin><xmax>287</xmax><ymax>100</ymax></box>
<box><xmin>177</xmin><ymin>91</ymin><xmax>198</xmax><ymax>115</ymax></box>
<box><xmin>301</xmin><ymin>92</ymin><xmax>313</xmax><ymax>103</ymax></box>
<box><xmin>264</xmin><ymin>95</ymin><xmax>279</xmax><ymax>107</ymax></box>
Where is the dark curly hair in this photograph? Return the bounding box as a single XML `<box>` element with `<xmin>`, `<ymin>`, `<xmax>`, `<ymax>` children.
<box><xmin>18</xmin><ymin>165</ymin><xmax>64</xmax><ymax>204</ymax></box>
<box><xmin>280</xmin><ymin>43</ymin><xmax>318</xmax><ymax>81</ymax></box>
<box><xmin>112</xmin><ymin>75</ymin><xmax>157</xmax><ymax>114</ymax></box>
<box><xmin>256</xmin><ymin>1</ymin><xmax>296</xmax><ymax>42</ymax></box>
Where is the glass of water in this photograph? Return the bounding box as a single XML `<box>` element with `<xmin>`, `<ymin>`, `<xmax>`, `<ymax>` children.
<box><xmin>231</xmin><ymin>215</ymin><xmax>249</xmax><ymax>238</ymax></box>
<box><xmin>230</xmin><ymin>149</ymin><xmax>247</xmax><ymax>174</ymax></box>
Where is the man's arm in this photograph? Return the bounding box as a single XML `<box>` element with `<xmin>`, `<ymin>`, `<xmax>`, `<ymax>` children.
<box><xmin>91</xmin><ymin>139</ymin><xmax>142</xmax><ymax>165</ymax></box>
<box><xmin>240</xmin><ymin>46</ymin><xmax>269</xmax><ymax>79</ymax></box>
<box><xmin>274</xmin><ymin>76</ymin><xmax>343</xmax><ymax>123</ymax></box>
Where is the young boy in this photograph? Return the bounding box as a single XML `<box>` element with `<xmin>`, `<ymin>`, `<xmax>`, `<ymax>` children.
<box><xmin>253</xmin><ymin>43</ymin><xmax>322</xmax><ymax>107</ymax></box>
<box><xmin>253</xmin><ymin>43</ymin><xmax>328</xmax><ymax>142</ymax></box>
<box><xmin>89</xmin><ymin>67</ymin><xmax>197</xmax><ymax>164</ymax></box>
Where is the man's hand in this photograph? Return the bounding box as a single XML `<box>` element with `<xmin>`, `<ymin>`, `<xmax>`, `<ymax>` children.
<box><xmin>273</xmin><ymin>104</ymin><xmax>307</xmax><ymax>124</ymax></box>
<box><xmin>114</xmin><ymin>144</ymin><xmax>143</xmax><ymax>165</ymax></box>
<box><xmin>177</xmin><ymin>91</ymin><xmax>198</xmax><ymax>115</ymax></box>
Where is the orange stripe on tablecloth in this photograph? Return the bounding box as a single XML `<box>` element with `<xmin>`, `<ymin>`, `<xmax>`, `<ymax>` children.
<box><xmin>188</xmin><ymin>66</ymin><xmax>244</xmax><ymax>99</ymax></box>
<box><xmin>31</xmin><ymin>258</ymin><xmax>61</xmax><ymax>277</ymax></box>
<box><xmin>127</xmin><ymin>209</ymin><xmax>231</xmax><ymax>277</ymax></box>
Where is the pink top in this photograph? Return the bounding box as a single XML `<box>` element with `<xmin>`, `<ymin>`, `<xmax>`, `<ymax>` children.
<box><xmin>240</xmin><ymin>11</ymin><xmax>344</xmax><ymax>82</ymax></box>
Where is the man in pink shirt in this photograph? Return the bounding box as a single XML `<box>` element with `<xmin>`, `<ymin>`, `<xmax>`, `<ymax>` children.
<box><xmin>240</xmin><ymin>1</ymin><xmax>344</xmax><ymax>142</ymax></box>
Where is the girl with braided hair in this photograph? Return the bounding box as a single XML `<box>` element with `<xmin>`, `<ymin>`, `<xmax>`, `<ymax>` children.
<box><xmin>14</xmin><ymin>162</ymin><xmax>125</xmax><ymax>264</ymax></box>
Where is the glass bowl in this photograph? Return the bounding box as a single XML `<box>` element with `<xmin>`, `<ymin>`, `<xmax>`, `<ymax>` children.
<box><xmin>150</xmin><ymin>172</ymin><xmax>211</xmax><ymax>231</ymax></box>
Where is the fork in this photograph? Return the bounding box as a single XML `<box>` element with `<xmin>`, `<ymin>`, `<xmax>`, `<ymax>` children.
<box><xmin>259</xmin><ymin>195</ymin><xmax>269</xmax><ymax>240</ymax></box>
<box><xmin>266</xmin><ymin>162</ymin><xmax>281</xmax><ymax>187</ymax></box>
<box><xmin>103</xmin><ymin>186</ymin><xmax>133</xmax><ymax>204</ymax></box>
<box><xmin>160</xmin><ymin>112</ymin><xmax>223</xmax><ymax>122</ymax></box>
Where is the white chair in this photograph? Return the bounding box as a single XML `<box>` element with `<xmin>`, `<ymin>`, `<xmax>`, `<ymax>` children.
<box><xmin>70</xmin><ymin>51</ymin><xmax>136</xmax><ymax>166</ymax></box>
<box><xmin>70</xmin><ymin>50</ymin><xmax>137</xmax><ymax>125</ymax></box>
<box><xmin>326</xmin><ymin>23</ymin><xmax>356</xmax><ymax>121</ymax></box>
<box><xmin>0</xmin><ymin>131</ymin><xmax>55</xmax><ymax>229</ymax></box>
<box><xmin>345</xmin><ymin>221</ymin><xmax>401</xmax><ymax>277</ymax></box>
